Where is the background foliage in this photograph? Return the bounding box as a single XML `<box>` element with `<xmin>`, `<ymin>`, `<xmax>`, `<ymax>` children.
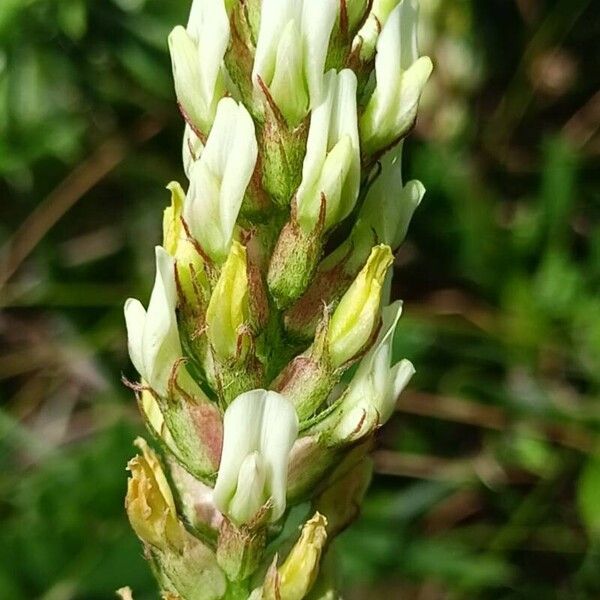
<box><xmin>1</xmin><ymin>0</ymin><xmax>599</xmax><ymax>598</ymax></box>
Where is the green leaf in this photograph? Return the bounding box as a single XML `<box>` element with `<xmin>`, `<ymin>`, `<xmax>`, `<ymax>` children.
<box><xmin>57</xmin><ymin>0</ymin><xmax>88</xmax><ymax>41</ymax></box>
<box><xmin>578</xmin><ymin>456</ymin><xmax>600</xmax><ymax>539</ymax></box>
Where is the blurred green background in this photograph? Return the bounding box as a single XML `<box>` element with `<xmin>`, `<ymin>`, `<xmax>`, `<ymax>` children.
<box><xmin>0</xmin><ymin>0</ymin><xmax>599</xmax><ymax>598</ymax></box>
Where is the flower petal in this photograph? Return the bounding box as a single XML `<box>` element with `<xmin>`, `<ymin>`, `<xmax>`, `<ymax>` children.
<box><xmin>187</xmin><ymin>0</ymin><xmax>229</xmax><ymax>105</ymax></box>
<box><xmin>213</xmin><ymin>389</ymin><xmax>298</xmax><ymax>524</ymax></box>
<box><xmin>124</xmin><ymin>298</ymin><xmax>148</xmax><ymax>382</ymax></box>
<box><xmin>301</xmin><ymin>0</ymin><xmax>337</xmax><ymax>108</ymax></box>
<box><xmin>252</xmin><ymin>0</ymin><xmax>296</xmax><ymax>88</ymax></box>
<box><xmin>258</xmin><ymin>391</ymin><xmax>299</xmax><ymax>521</ymax></box>
<box><xmin>213</xmin><ymin>389</ymin><xmax>267</xmax><ymax>517</ymax></box>
<box><xmin>141</xmin><ymin>247</ymin><xmax>182</xmax><ymax>395</ymax></box>
<box><xmin>185</xmin><ymin>98</ymin><xmax>258</xmax><ymax>262</ymax></box>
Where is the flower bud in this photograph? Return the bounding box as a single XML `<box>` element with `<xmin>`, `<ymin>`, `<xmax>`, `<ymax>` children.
<box><xmin>259</xmin><ymin>102</ymin><xmax>309</xmax><ymax>208</ymax></box>
<box><xmin>253</xmin><ymin>0</ymin><xmax>338</xmax><ymax>125</ymax></box>
<box><xmin>354</xmin><ymin>0</ymin><xmax>401</xmax><ymax>62</ymax></box>
<box><xmin>205</xmin><ymin>241</ymin><xmax>266</xmax><ymax>403</ymax></box>
<box><xmin>213</xmin><ymin>389</ymin><xmax>298</xmax><ymax>525</ymax></box>
<box><xmin>126</xmin><ymin>438</ymin><xmax>185</xmax><ymax>551</ymax></box>
<box><xmin>283</xmin><ymin>145</ymin><xmax>423</xmax><ymax>340</ymax></box>
<box><xmin>286</xmin><ymin>436</ymin><xmax>334</xmax><ymax>502</ymax></box>
<box><xmin>216</xmin><ymin>516</ymin><xmax>268</xmax><ymax>582</ymax></box>
<box><xmin>326</xmin><ymin>0</ymin><xmax>370</xmax><ymax>70</ymax></box>
<box><xmin>184</xmin><ymin>98</ymin><xmax>258</xmax><ymax>263</ymax></box>
<box><xmin>296</xmin><ymin>69</ymin><xmax>360</xmax><ymax>233</ymax></box>
<box><xmin>163</xmin><ymin>182</ymin><xmax>208</xmax><ymax>312</ymax></box>
<box><xmin>282</xmin><ymin>251</ymin><xmax>355</xmax><ymax>340</ymax></box>
<box><xmin>206</xmin><ymin>241</ymin><xmax>250</xmax><ymax>362</ymax></box>
<box><xmin>278</xmin><ymin>513</ymin><xmax>328</xmax><ymax>600</ymax></box>
<box><xmin>272</xmin><ymin>351</ymin><xmax>336</xmax><ymax>423</ymax></box>
<box><xmin>168</xmin><ymin>0</ymin><xmax>229</xmax><ymax>136</ymax></box>
<box><xmin>138</xmin><ymin>380</ymin><xmax>223</xmax><ymax>489</ymax></box>
<box><xmin>223</xmin><ymin>0</ymin><xmax>260</xmax><ymax>108</ymax></box>
<box><xmin>160</xmin><ymin>539</ymin><xmax>227</xmax><ymax>600</ymax></box>
<box><xmin>359</xmin><ymin>1</ymin><xmax>433</xmax><ymax>157</ymax></box>
<box><xmin>124</xmin><ymin>247</ymin><xmax>183</xmax><ymax>396</ymax></box>
<box><xmin>266</xmin><ymin>207</ymin><xmax>324</xmax><ymax>310</ymax></box>
<box><xmin>320</xmin><ymin>301</ymin><xmax>415</xmax><ymax>442</ymax></box>
<box><xmin>327</xmin><ymin>244</ymin><xmax>393</xmax><ymax>367</ymax></box>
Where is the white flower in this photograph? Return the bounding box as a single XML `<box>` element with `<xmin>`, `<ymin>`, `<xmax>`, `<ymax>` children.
<box><xmin>295</xmin><ymin>69</ymin><xmax>360</xmax><ymax>232</ymax></box>
<box><xmin>168</xmin><ymin>0</ymin><xmax>229</xmax><ymax>135</ymax></box>
<box><xmin>360</xmin><ymin>0</ymin><xmax>433</xmax><ymax>155</ymax></box>
<box><xmin>213</xmin><ymin>390</ymin><xmax>299</xmax><ymax>525</ymax></box>
<box><xmin>124</xmin><ymin>247</ymin><xmax>181</xmax><ymax>396</ymax></box>
<box><xmin>184</xmin><ymin>98</ymin><xmax>258</xmax><ymax>263</ymax></box>
<box><xmin>356</xmin><ymin>143</ymin><xmax>425</xmax><ymax>250</ymax></box>
<box><xmin>252</xmin><ymin>0</ymin><xmax>338</xmax><ymax>125</ymax></box>
<box><xmin>319</xmin><ymin>301</ymin><xmax>415</xmax><ymax>441</ymax></box>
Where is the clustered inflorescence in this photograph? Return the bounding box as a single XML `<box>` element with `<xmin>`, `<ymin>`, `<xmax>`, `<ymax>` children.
<box><xmin>121</xmin><ymin>1</ymin><xmax>431</xmax><ymax>598</ymax></box>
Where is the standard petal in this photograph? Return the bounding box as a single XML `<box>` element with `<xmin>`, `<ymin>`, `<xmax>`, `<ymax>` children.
<box><xmin>392</xmin><ymin>178</ymin><xmax>425</xmax><ymax>248</ymax></box>
<box><xmin>213</xmin><ymin>389</ymin><xmax>268</xmax><ymax>516</ymax></box>
<box><xmin>191</xmin><ymin>0</ymin><xmax>229</xmax><ymax>104</ymax></box>
<box><xmin>390</xmin><ymin>55</ymin><xmax>434</xmax><ymax>135</ymax></box>
<box><xmin>353</xmin><ymin>300</ymin><xmax>402</xmax><ymax>385</ymax></box>
<box><xmin>219</xmin><ymin>103</ymin><xmax>258</xmax><ymax>243</ymax></box>
<box><xmin>269</xmin><ymin>18</ymin><xmax>309</xmax><ymax>124</ymax></box>
<box><xmin>330</xmin><ymin>69</ymin><xmax>360</xmax><ymax>222</ymax></box>
<box><xmin>184</xmin><ymin>99</ymin><xmax>257</xmax><ymax>262</ymax></box>
<box><xmin>399</xmin><ymin>0</ymin><xmax>419</xmax><ymax>69</ymax></box>
<box><xmin>124</xmin><ymin>298</ymin><xmax>147</xmax><ymax>382</ymax></box>
<box><xmin>373</xmin><ymin>4</ymin><xmax>403</xmax><ymax>127</ymax></box>
<box><xmin>252</xmin><ymin>0</ymin><xmax>295</xmax><ymax>88</ymax></box>
<box><xmin>296</xmin><ymin>69</ymin><xmax>360</xmax><ymax>232</ymax></box>
<box><xmin>141</xmin><ymin>247</ymin><xmax>182</xmax><ymax>395</ymax></box>
<box><xmin>168</xmin><ymin>26</ymin><xmax>205</xmax><ymax>132</ymax></box>
<box><xmin>301</xmin><ymin>0</ymin><xmax>337</xmax><ymax>108</ymax></box>
<box><xmin>384</xmin><ymin>358</ymin><xmax>415</xmax><ymax>421</ymax></box>
<box><xmin>360</xmin><ymin>2</ymin><xmax>432</xmax><ymax>154</ymax></box>
<box><xmin>258</xmin><ymin>390</ymin><xmax>299</xmax><ymax>521</ymax></box>
<box><xmin>297</xmin><ymin>70</ymin><xmax>335</xmax><ymax>201</ymax></box>
<box><xmin>356</xmin><ymin>144</ymin><xmax>425</xmax><ymax>250</ymax></box>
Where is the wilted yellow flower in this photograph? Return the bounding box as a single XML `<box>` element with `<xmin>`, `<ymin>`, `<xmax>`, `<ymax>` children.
<box><xmin>125</xmin><ymin>438</ymin><xmax>185</xmax><ymax>552</ymax></box>
<box><xmin>278</xmin><ymin>512</ymin><xmax>328</xmax><ymax>600</ymax></box>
